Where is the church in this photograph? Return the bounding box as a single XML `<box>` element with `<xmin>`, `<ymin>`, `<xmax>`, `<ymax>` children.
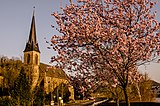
<box><xmin>23</xmin><ymin>12</ymin><xmax>74</xmax><ymax>101</ymax></box>
<box><xmin>0</xmin><ymin>13</ymin><xmax>74</xmax><ymax>104</ymax></box>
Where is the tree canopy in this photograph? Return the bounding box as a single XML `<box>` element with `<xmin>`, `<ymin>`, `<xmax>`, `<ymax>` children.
<box><xmin>50</xmin><ymin>0</ymin><xmax>160</xmax><ymax>105</ymax></box>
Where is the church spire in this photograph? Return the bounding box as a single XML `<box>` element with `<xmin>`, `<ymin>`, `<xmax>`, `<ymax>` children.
<box><xmin>24</xmin><ymin>9</ymin><xmax>40</xmax><ymax>53</ymax></box>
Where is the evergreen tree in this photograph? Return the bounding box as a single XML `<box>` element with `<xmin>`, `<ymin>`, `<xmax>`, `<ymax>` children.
<box><xmin>33</xmin><ymin>79</ymin><xmax>45</xmax><ymax>106</ymax></box>
<box><xmin>11</xmin><ymin>67</ymin><xmax>31</xmax><ymax>106</ymax></box>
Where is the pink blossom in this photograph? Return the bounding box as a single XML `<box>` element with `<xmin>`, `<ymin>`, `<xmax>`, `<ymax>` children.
<box><xmin>50</xmin><ymin>0</ymin><xmax>160</xmax><ymax>105</ymax></box>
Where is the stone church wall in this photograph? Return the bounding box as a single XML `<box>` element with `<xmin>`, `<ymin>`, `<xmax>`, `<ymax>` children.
<box><xmin>44</xmin><ymin>76</ymin><xmax>74</xmax><ymax>100</ymax></box>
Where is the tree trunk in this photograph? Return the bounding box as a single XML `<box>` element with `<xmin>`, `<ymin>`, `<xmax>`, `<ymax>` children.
<box><xmin>135</xmin><ymin>83</ymin><xmax>142</xmax><ymax>101</ymax></box>
<box><xmin>31</xmin><ymin>97</ymin><xmax>34</xmax><ymax>106</ymax></box>
<box><xmin>116</xmin><ymin>99</ymin><xmax>119</xmax><ymax>106</ymax></box>
<box><xmin>123</xmin><ymin>86</ymin><xmax>130</xmax><ymax>106</ymax></box>
<box><xmin>28</xmin><ymin>96</ymin><xmax>34</xmax><ymax>106</ymax></box>
<box><xmin>17</xmin><ymin>96</ymin><xmax>20</xmax><ymax>106</ymax></box>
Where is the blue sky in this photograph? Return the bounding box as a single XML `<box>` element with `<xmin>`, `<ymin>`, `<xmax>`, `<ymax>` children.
<box><xmin>0</xmin><ymin>0</ymin><xmax>160</xmax><ymax>82</ymax></box>
<box><xmin>0</xmin><ymin>0</ymin><xmax>64</xmax><ymax>64</ymax></box>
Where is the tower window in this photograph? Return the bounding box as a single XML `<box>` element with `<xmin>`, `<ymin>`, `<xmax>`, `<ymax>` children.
<box><xmin>27</xmin><ymin>54</ymin><xmax>30</xmax><ymax>64</ymax></box>
<box><xmin>35</xmin><ymin>54</ymin><xmax>38</xmax><ymax>65</ymax></box>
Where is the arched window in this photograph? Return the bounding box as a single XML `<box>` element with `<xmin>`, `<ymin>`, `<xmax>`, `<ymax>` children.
<box><xmin>27</xmin><ymin>54</ymin><xmax>30</xmax><ymax>64</ymax></box>
<box><xmin>35</xmin><ymin>54</ymin><xmax>38</xmax><ymax>65</ymax></box>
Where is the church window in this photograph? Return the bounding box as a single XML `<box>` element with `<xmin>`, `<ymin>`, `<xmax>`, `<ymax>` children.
<box><xmin>35</xmin><ymin>54</ymin><xmax>38</xmax><ymax>65</ymax></box>
<box><xmin>27</xmin><ymin>54</ymin><xmax>30</xmax><ymax>64</ymax></box>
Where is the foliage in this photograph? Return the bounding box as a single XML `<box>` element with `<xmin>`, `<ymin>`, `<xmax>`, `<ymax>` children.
<box><xmin>70</xmin><ymin>77</ymin><xmax>82</xmax><ymax>100</ymax></box>
<box><xmin>138</xmin><ymin>74</ymin><xmax>155</xmax><ymax>101</ymax></box>
<box><xmin>50</xmin><ymin>0</ymin><xmax>160</xmax><ymax>106</ymax></box>
<box><xmin>0</xmin><ymin>97</ymin><xmax>13</xmax><ymax>106</ymax></box>
<box><xmin>70</xmin><ymin>76</ymin><xmax>91</xmax><ymax>100</ymax></box>
<box><xmin>33</xmin><ymin>82</ymin><xmax>45</xmax><ymax>106</ymax></box>
<box><xmin>0</xmin><ymin>56</ymin><xmax>30</xmax><ymax>105</ymax></box>
<box><xmin>0</xmin><ymin>56</ymin><xmax>45</xmax><ymax>106</ymax></box>
<box><xmin>129</xmin><ymin>73</ymin><xmax>155</xmax><ymax>102</ymax></box>
<box><xmin>11</xmin><ymin>67</ymin><xmax>31</xmax><ymax>106</ymax></box>
<box><xmin>0</xmin><ymin>56</ymin><xmax>22</xmax><ymax>90</ymax></box>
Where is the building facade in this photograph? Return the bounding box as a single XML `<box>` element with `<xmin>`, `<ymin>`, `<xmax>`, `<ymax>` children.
<box><xmin>24</xmin><ymin>12</ymin><xmax>74</xmax><ymax>100</ymax></box>
<box><xmin>24</xmin><ymin>13</ymin><xmax>40</xmax><ymax>90</ymax></box>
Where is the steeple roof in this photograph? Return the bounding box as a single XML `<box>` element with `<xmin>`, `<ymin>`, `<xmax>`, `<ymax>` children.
<box><xmin>24</xmin><ymin>13</ymin><xmax>40</xmax><ymax>53</ymax></box>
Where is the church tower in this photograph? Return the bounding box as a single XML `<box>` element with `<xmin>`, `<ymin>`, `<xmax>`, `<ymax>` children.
<box><xmin>24</xmin><ymin>12</ymin><xmax>40</xmax><ymax>90</ymax></box>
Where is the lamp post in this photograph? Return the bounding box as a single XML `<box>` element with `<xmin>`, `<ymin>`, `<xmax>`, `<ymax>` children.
<box><xmin>58</xmin><ymin>97</ymin><xmax>63</xmax><ymax>106</ymax></box>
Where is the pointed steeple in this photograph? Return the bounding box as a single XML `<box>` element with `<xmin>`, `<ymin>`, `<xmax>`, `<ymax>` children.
<box><xmin>24</xmin><ymin>10</ymin><xmax>40</xmax><ymax>53</ymax></box>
